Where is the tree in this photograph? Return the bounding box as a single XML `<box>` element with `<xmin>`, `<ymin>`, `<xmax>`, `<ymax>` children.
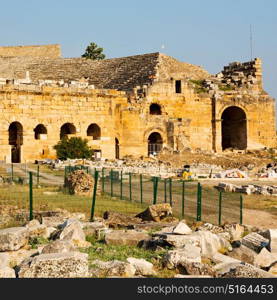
<box><xmin>54</xmin><ymin>137</ymin><xmax>94</xmax><ymax>160</ymax></box>
<box><xmin>82</xmin><ymin>42</ymin><xmax>106</xmax><ymax>60</ymax></box>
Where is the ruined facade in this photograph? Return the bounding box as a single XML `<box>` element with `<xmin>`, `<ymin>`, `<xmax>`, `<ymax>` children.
<box><xmin>0</xmin><ymin>44</ymin><xmax>275</xmax><ymax>162</ymax></box>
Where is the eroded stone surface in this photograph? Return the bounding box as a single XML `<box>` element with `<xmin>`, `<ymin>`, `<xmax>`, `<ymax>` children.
<box><xmin>18</xmin><ymin>252</ymin><xmax>89</xmax><ymax>278</ymax></box>
<box><xmin>0</xmin><ymin>227</ymin><xmax>29</xmax><ymax>251</ymax></box>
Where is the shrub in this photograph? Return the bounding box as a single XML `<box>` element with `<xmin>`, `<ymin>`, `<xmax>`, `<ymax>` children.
<box><xmin>54</xmin><ymin>137</ymin><xmax>94</xmax><ymax>160</ymax></box>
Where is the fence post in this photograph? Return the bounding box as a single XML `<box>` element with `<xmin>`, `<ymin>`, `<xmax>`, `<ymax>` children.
<box><xmin>164</xmin><ymin>179</ymin><xmax>167</xmax><ymax>203</ymax></box>
<box><xmin>37</xmin><ymin>164</ymin><xmax>40</xmax><ymax>186</ymax></box>
<box><xmin>64</xmin><ymin>166</ymin><xmax>67</xmax><ymax>186</ymax></box>
<box><xmin>153</xmin><ymin>177</ymin><xmax>158</xmax><ymax>205</ymax></box>
<box><xmin>102</xmin><ymin>168</ymin><xmax>105</xmax><ymax>194</ymax></box>
<box><xmin>90</xmin><ymin>171</ymin><xmax>99</xmax><ymax>222</ymax></box>
<box><xmin>110</xmin><ymin>169</ymin><xmax>113</xmax><ymax>197</ymax></box>
<box><xmin>120</xmin><ymin>171</ymin><xmax>123</xmax><ymax>200</ymax></box>
<box><xmin>140</xmin><ymin>174</ymin><xmax>143</xmax><ymax>203</ymax></box>
<box><xmin>182</xmin><ymin>180</ymin><xmax>185</xmax><ymax>218</ymax></box>
<box><xmin>218</xmin><ymin>191</ymin><xmax>222</xmax><ymax>225</ymax></box>
<box><xmin>129</xmin><ymin>173</ymin><xmax>132</xmax><ymax>201</ymax></box>
<box><xmin>29</xmin><ymin>172</ymin><xmax>33</xmax><ymax>221</ymax></box>
<box><xmin>240</xmin><ymin>194</ymin><xmax>243</xmax><ymax>225</ymax></box>
<box><xmin>11</xmin><ymin>163</ymin><xmax>14</xmax><ymax>182</ymax></box>
<box><xmin>169</xmin><ymin>178</ymin><xmax>172</xmax><ymax>206</ymax></box>
<box><xmin>196</xmin><ymin>183</ymin><xmax>202</xmax><ymax>221</ymax></box>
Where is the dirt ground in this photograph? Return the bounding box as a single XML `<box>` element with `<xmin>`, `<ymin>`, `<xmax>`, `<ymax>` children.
<box><xmin>243</xmin><ymin>208</ymin><xmax>277</xmax><ymax>228</ymax></box>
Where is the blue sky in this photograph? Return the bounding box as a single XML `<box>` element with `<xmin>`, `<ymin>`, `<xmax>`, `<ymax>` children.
<box><xmin>0</xmin><ymin>0</ymin><xmax>276</xmax><ymax>101</ymax></box>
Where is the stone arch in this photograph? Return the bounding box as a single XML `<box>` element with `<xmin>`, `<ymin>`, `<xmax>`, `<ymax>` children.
<box><xmin>221</xmin><ymin>106</ymin><xmax>247</xmax><ymax>150</ymax></box>
<box><xmin>60</xmin><ymin>123</ymin><xmax>76</xmax><ymax>140</ymax></box>
<box><xmin>34</xmin><ymin>124</ymin><xmax>47</xmax><ymax>140</ymax></box>
<box><xmin>87</xmin><ymin>123</ymin><xmax>101</xmax><ymax>140</ymax></box>
<box><xmin>149</xmin><ymin>103</ymin><xmax>162</xmax><ymax>115</ymax></box>
<box><xmin>148</xmin><ymin>132</ymin><xmax>163</xmax><ymax>156</ymax></box>
<box><xmin>9</xmin><ymin>121</ymin><xmax>23</xmax><ymax>163</ymax></box>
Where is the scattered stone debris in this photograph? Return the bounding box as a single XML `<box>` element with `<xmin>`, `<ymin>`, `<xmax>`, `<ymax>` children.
<box><xmin>216</xmin><ymin>182</ymin><xmax>277</xmax><ymax>196</ymax></box>
<box><xmin>0</xmin><ymin>204</ymin><xmax>276</xmax><ymax>278</ymax></box>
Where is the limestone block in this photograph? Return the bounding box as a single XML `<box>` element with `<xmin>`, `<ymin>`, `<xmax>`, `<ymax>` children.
<box><xmin>242</xmin><ymin>232</ymin><xmax>269</xmax><ymax>253</ymax></box>
<box><xmin>0</xmin><ymin>227</ymin><xmax>29</xmax><ymax>251</ymax></box>
<box><xmin>18</xmin><ymin>252</ymin><xmax>89</xmax><ymax>278</ymax></box>
<box><xmin>172</xmin><ymin>222</ymin><xmax>192</xmax><ymax>235</ymax></box>
<box><xmin>105</xmin><ymin>230</ymin><xmax>150</xmax><ymax>247</ymax></box>
<box><xmin>126</xmin><ymin>257</ymin><xmax>156</xmax><ymax>276</ymax></box>
<box><xmin>90</xmin><ymin>259</ymin><xmax>136</xmax><ymax>278</ymax></box>
<box><xmin>42</xmin><ymin>240</ymin><xmax>76</xmax><ymax>254</ymax></box>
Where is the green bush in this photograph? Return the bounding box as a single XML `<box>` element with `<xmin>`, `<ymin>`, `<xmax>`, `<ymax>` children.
<box><xmin>54</xmin><ymin>137</ymin><xmax>94</xmax><ymax>160</ymax></box>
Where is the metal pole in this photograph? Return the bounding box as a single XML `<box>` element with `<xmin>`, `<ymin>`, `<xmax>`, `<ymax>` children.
<box><xmin>196</xmin><ymin>183</ymin><xmax>202</xmax><ymax>221</ymax></box>
<box><xmin>240</xmin><ymin>194</ymin><xmax>243</xmax><ymax>225</ymax></box>
<box><xmin>11</xmin><ymin>163</ymin><xmax>14</xmax><ymax>182</ymax></box>
<box><xmin>37</xmin><ymin>164</ymin><xmax>40</xmax><ymax>186</ymax></box>
<box><xmin>64</xmin><ymin>166</ymin><xmax>67</xmax><ymax>186</ymax></box>
<box><xmin>102</xmin><ymin>168</ymin><xmax>105</xmax><ymax>194</ymax></box>
<box><xmin>218</xmin><ymin>191</ymin><xmax>222</xmax><ymax>225</ymax></box>
<box><xmin>110</xmin><ymin>169</ymin><xmax>113</xmax><ymax>197</ymax></box>
<box><xmin>29</xmin><ymin>172</ymin><xmax>33</xmax><ymax>221</ymax></box>
<box><xmin>129</xmin><ymin>173</ymin><xmax>132</xmax><ymax>201</ymax></box>
<box><xmin>182</xmin><ymin>180</ymin><xmax>185</xmax><ymax>218</ymax></box>
<box><xmin>153</xmin><ymin>177</ymin><xmax>158</xmax><ymax>205</ymax></box>
<box><xmin>169</xmin><ymin>178</ymin><xmax>172</xmax><ymax>206</ymax></box>
<box><xmin>90</xmin><ymin>171</ymin><xmax>99</xmax><ymax>222</ymax></box>
<box><xmin>120</xmin><ymin>171</ymin><xmax>123</xmax><ymax>200</ymax></box>
<box><xmin>140</xmin><ymin>174</ymin><xmax>143</xmax><ymax>203</ymax></box>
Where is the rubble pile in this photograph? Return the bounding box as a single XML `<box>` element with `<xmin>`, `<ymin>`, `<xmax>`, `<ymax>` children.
<box><xmin>0</xmin><ymin>204</ymin><xmax>276</xmax><ymax>278</ymax></box>
<box><xmin>64</xmin><ymin>170</ymin><xmax>94</xmax><ymax>196</ymax></box>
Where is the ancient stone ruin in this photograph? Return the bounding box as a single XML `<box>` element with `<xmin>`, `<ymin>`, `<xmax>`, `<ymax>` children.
<box><xmin>0</xmin><ymin>44</ymin><xmax>274</xmax><ymax>163</ymax></box>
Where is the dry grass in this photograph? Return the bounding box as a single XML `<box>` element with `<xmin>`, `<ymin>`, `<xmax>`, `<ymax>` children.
<box><xmin>0</xmin><ymin>184</ymin><xmax>148</xmax><ymax>221</ymax></box>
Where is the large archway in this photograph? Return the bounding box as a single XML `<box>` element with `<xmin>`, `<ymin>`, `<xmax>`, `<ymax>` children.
<box><xmin>87</xmin><ymin>123</ymin><xmax>101</xmax><ymax>140</ymax></box>
<box><xmin>148</xmin><ymin>132</ymin><xmax>163</xmax><ymax>156</ymax></box>
<box><xmin>9</xmin><ymin>122</ymin><xmax>23</xmax><ymax>163</ymax></box>
<box><xmin>34</xmin><ymin>124</ymin><xmax>47</xmax><ymax>140</ymax></box>
<box><xmin>221</xmin><ymin>106</ymin><xmax>247</xmax><ymax>150</ymax></box>
<box><xmin>60</xmin><ymin>123</ymin><xmax>76</xmax><ymax>140</ymax></box>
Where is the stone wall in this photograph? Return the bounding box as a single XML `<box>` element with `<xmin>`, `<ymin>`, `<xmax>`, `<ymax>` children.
<box><xmin>0</xmin><ymin>84</ymin><xmax>127</xmax><ymax>162</ymax></box>
<box><xmin>0</xmin><ymin>44</ymin><xmax>61</xmax><ymax>58</ymax></box>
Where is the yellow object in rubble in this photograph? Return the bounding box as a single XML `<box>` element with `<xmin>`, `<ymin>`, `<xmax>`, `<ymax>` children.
<box><xmin>182</xmin><ymin>171</ymin><xmax>192</xmax><ymax>180</ymax></box>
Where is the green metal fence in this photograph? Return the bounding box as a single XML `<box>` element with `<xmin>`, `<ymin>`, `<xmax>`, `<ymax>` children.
<box><xmin>99</xmin><ymin>168</ymin><xmax>243</xmax><ymax>224</ymax></box>
<box><xmin>0</xmin><ymin>164</ymin><xmax>244</xmax><ymax>226</ymax></box>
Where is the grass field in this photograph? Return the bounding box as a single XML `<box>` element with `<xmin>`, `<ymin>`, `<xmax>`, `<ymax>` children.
<box><xmin>0</xmin><ymin>184</ymin><xmax>148</xmax><ymax>223</ymax></box>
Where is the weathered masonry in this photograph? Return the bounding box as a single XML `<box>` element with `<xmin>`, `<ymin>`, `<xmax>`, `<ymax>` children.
<box><xmin>0</xmin><ymin>44</ymin><xmax>275</xmax><ymax>162</ymax></box>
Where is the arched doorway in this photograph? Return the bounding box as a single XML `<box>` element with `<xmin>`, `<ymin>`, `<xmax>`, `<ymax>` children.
<box><xmin>148</xmin><ymin>132</ymin><xmax>163</xmax><ymax>156</ymax></box>
<box><xmin>221</xmin><ymin>106</ymin><xmax>247</xmax><ymax>150</ymax></box>
<box><xmin>87</xmin><ymin>124</ymin><xmax>101</xmax><ymax>140</ymax></box>
<box><xmin>9</xmin><ymin>122</ymin><xmax>23</xmax><ymax>163</ymax></box>
<box><xmin>115</xmin><ymin>138</ymin><xmax>120</xmax><ymax>159</ymax></box>
<box><xmin>34</xmin><ymin>124</ymin><xmax>47</xmax><ymax>140</ymax></box>
<box><xmin>60</xmin><ymin>123</ymin><xmax>76</xmax><ymax>140</ymax></box>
